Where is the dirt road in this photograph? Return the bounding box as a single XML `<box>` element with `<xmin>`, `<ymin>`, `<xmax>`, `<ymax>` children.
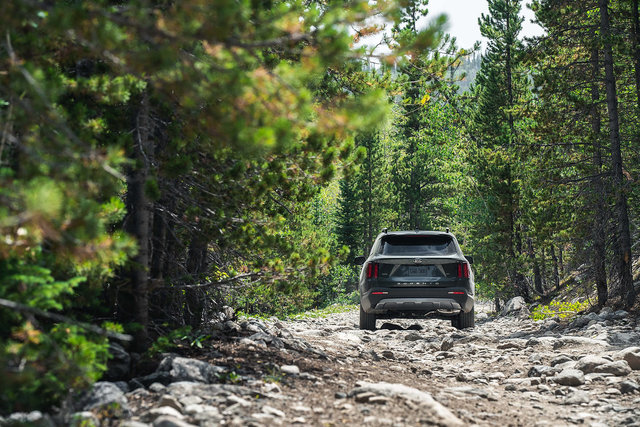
<box><xmin>57</xmin><ymin>304</ymin><xmax>640</xmax><ymax>427</ymax></box>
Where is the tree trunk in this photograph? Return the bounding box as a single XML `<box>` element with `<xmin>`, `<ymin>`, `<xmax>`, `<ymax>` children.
<box><xmin>528</xmin><ymin>238</ymin><xmax>543</xmax><ymax>296</ymax></box>
<box><xmin>123</xmin><ymin>92</ymin><xmax>153</xmax><ymax>350</ymax></box>
<box><xmin>590</xmin><ymin>35</ymin><xmax>609</xmax><ymax>308</ymax></box>
<box><xmin>150</xmin><ymin>206</ymin><xmax>167</xmax><ymax>281</ymax></box>
<box><xmin>184</xmin><ymin>236</ymin><xmax>209</xmax><ymax>327</ymax></box>
<box><xmin>599</xmin><ymin>0</ymin><xmax>636</xmax><ymax>308</ymax></box>
<box><xmin>632</xmin><ymin>0</ymin><xmax>640</xmax><ymax>109</ymax></box>
<box><xmin>550</xmin><ymin>244</ymin><xmax>560</xmax><ymax>291</ymax></box>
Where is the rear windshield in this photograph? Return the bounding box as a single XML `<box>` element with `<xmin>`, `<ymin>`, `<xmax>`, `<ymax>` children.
<box><xmin>380</xmin><ymin>235</ymin><xmax>457</xmax><ymax>256</ymax></box>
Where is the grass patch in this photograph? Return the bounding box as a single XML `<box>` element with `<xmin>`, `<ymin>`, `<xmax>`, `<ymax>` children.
<box><xmin>286</xmin><ymin>303</ymin><xmax>358</xmax><ymax>320</ymax></box>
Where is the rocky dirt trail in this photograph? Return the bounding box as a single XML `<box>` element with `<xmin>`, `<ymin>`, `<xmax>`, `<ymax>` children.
<box><xmin>6</xmin><ymin>301</ymin><xmax>640</xmax><ymax>427</ymax></box>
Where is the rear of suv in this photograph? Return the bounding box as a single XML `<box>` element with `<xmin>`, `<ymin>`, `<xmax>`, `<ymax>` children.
<box><xmin>355</xmin><ymin>230</ymin><xmax>475</xmax><ymax>330</ymax></box>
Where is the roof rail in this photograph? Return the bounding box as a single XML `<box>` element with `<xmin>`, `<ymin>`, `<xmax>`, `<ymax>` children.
<box><xmin>446</xmin><ymin>227</ymin><xmax>450</xmax><ymax>233</ymax></box>
<box><xmin>382</xmin><ymin>227</ymin><xmax>388</xmax><ymax>233</ymax></box>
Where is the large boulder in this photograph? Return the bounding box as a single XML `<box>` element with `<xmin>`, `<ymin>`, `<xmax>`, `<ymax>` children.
<box><xmin>158</xmin><ymin>356</ymin><xmax>226</xmax><ymax>384</ymax></box>
<box><xmin>501</xmin><ymin>297</ymin><xmax>530</xmax><ymax>317</ymax></box>
<box><xmin>350</xmin><ymin>381</ymin><xmax>464</xmax><ymax>426</ymax></box>
<box><xmin>575</xmin><ymin>355</ymin><xmax>612</xmax><ymax>374</ymax></box>
<box><xmin>103</xmin><ymin>342</ymin><xmax>131</xmax><ymax>381</ymax></box>
<box><xmin>616</xmin><ymin>347</ymin><xmax>640</xmax><ymax>370</ymax></box>
<box><xmin>77</xmin><ymin>381</ymin><xmax>131</xmax><ymax>417</ymax></box>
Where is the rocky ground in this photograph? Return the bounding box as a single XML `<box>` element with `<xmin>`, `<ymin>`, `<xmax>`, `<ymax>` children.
<box><xmin>4</xmin><ymin>300</ymin><xmax>640</xmax><ymax>427</ymax></box>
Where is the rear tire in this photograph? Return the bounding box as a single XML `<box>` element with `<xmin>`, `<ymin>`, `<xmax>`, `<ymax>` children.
<box><xmin>452</xmin><ymin>306</ymin><xmax>474</xmax><ymax>329</ymax></box>
<box><xmin>359</xmin><ymin>304</ymin><xmax>376</xmax><ymax>330</ymax></box>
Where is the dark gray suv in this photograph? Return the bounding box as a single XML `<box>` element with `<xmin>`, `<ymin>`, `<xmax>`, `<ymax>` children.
<box><xmin>355</xmin><ymin>230</ymin><xmax>475</xmax><ymax>330</ymax></box>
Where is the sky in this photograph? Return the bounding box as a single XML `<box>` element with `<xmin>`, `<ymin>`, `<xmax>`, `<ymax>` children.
<box><xmin>426</xmin><ymin>0</ymin><xmax>544</xmax><ymax>50</ymax></box>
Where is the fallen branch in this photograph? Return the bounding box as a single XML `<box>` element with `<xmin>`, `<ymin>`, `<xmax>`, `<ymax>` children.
<box><xmin>0</xmin><ymin>298</ymin><xmax>133</xmax><ymax>342</ymax></box>
<box><xmin>158</xmin><ymin>272</ymin><xmax>262</xmax><ymax>290</ymax></box>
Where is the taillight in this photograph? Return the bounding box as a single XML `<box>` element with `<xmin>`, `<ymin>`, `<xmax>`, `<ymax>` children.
<box><xmin>457</xmin><ymin>262</ymin><xmax>469</xmax><ymax>279</ymax></box>
<box><xmin>367</xmin><ymin>262</ymin><xmax>379</xmax><ymax>279</ymax></box>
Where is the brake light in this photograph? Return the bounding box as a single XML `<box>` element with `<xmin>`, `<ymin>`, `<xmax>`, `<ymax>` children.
<box><xmin>457</xmin><ymin>262</ymin><xmax>469</xmax><ymax>279</ymax></box>
<box><xmin>367</xmin><ymin>262</ymin><xmax>379</xmax><ymax>279</ymax></box>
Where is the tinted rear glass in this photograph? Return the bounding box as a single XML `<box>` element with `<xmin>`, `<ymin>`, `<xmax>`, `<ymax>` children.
<box><xmin>380</xmin><ymin>235</ymin><xmax>457</xmax><ymax>256</ymax></box>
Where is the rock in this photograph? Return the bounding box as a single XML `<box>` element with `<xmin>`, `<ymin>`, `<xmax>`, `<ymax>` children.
<box><xmin>368</xmin><ymin>396</ymin><xmax>392</xmax><ymax>404</ymax></box>
<box><xmin>224</xmin><ymin>321</ymin><xmax>241</xmax><ymax>334</ymax></box>
<box><xmin>222</xmin><ymin>305</ymin><xmax>235</xmax><ymax>321</ymax></box>
<box><xmin>132</xmin><ymin>372</ymin><xmax>172</xmax><ymax>388</ymax></box>
<box><xmin>612</xmin><ymin>310</ymin><xmax>628</xmax><ymax>320</ymax></box>
<box><xmin>609</xmin><ymin>332</ymin><xmax>640</xmax><ymax>346</ymax></box>
<box><xmin>3</xmin><ymin>412</ymin><xmax>54</xmax><ymax>427</ymax></box>
<box><xmin>497</xmin><ymin>340</ymin><xmax>525</xmax><ymax>350</ymax></box>
<box><xmin>149</xmin><ymin>382</ymin><xmax>166</xmax><ymax>393</ymax></box>
<box><xmin>103</xmin><ymin>342</ymin><xmax>131</xmax><ymax>381</ymax></box>
<box><xmin>78</xmin><ymin>381</ymin><xmax>130</xmax><ymax>417</ymax></box>
<box><xmin>528</xmin><ymin>365</ymin><xmax>558</xmax><ymax>378</ymax></box>
<box><xmin>141</xmin><ymin>407</ymin><xmax>185</xmax><ymax>423</ymax></box>
<box><xmin>263</xmin><ymin>383</ymin><xmax>282</xmax><ymax>394</ymax></box>
<box><xmin>552</xmin><ymin>369</ymin><xmax>585</xmax><ymax>386</ymax></box>
<box><xmin>350</xmin><ymin>382</ymin><xmax>464</xmax><ymax>426</ymax></box>
<box><xmin>335</xmin><ymin>391</ymin><xmax>347</xmax><ymax>399</ymax></box>
<box><xmin>113</xmin><ymin>381</ymin><xmax>129</xmax><ymax>393</ymax></box>
<box><xmin>280</xmin><ymin>365</ymin><xmax>300</xmax><ymax>375</ymax></box>
<box><xmin>158</xmin><ymin>395</ymin><xmax>184</xmax><ymax>412</ymax></box>
<box><xmin>619</xmin><ymin>380</ymin><xmax>640</xmax><ymax>394</ymax></box>
<box><xmin>168</xmin><ymin>357</ymin><xmax>226</xmax><ymax>383</ymax></box>
<box><xmin>184</xmin><ymin>404</ymin><xmax>220</xmax><ymax>416</ymax></box>
<box><xmin>563</xmin><ymin>390</ymin><xmax>590</xmax><ymax>405</ymax></box>
<box><xmin>226</xmin><ymin>395</ymin><xmax>251</xmax><ymax>407</ymax></box>
<box><xmin>575</xmin><ymin>356</ymin><xmax>612</xmax><ymax>374</ymax></box>
<box><xmin>616</xmin><ymin>347</ymin><xmax>640</xmax><ymax>370</ymax></box>
<box><xmin>559</xmin><ymin>336</ymin><xmax>608</xmax><ymax>347</ymax></box>
<box><xmin>381</xmin><ymin>350</ymin><xmax>395</xmax><ymax>359</ymax></box>
<box><xmin>152</xmin><ymin>416</ymin><xmax>197</xmax><ymax>427</ymax></box>
<box><xmin>440</xmin><ymin>337</ymin><xmax>454</xmax><ymax>351</ymax></box>
<box><xmin>593</xmin><ymin>360</ymin><xmax>632</xmax><ymax>376</ymax></box>
<box><xmin>550</xmin><ymin>355</ymin><xmax>574</xmax><ymax>367</ymax></box>
<box><xmin>354</xmin><ymin>392</ymin><xmax>377</xmax><ymax>403</ymax></box>
<box><xmin>262</xmin><ymin>406</ymin><xmax>285</xmax><ymax>418</ymax></box>
<box><xmin>501</xmin><ymin>297</ymin><xmax>529</xmax><ymax>317</ymax></box>
<box><xmin>248</xmin><ymin>332</ymin><xmax>284</xmax><ymax>348</ymax></box>
<box><xmin>405</xmin><ymin>332</ymin><xmax>422</xmax><ymax>342</ymax></box>
<box><xmin>572</xmin><ymin>312</ymin><xmax>598</xmax><ymax>328</ymax></box>
<box><xmin>120</xmin><ymin>422</ymin><xmax>150</xmax><ymax>427</ymax></box>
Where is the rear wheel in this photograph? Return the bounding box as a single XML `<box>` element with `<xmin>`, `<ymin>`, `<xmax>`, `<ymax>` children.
<box><xmin>452</xmin><ymin>306</ymin><xmax>474</xmax><ymax>329</ymax></box>
<box><xmin>359</xmin><ymin>304</ymin><xmax>376</xmax><ymax>330</ymax></box>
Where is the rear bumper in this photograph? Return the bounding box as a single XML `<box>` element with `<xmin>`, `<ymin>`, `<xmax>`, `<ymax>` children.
<box><xmin>361</xmin><ymin>288</ymin><xmax>474</xmax><ymax>315</ymax></box>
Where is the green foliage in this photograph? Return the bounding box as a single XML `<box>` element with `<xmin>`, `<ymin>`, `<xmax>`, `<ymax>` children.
<box><xmin>146</xmin><ymin>326</ymin><xmax>193</xmax><ymax>357</ymax></box>
<box><xmin>287</xmin><ymin>303</ymin><xmax>359</xmax><ymax>320</ymax></box>
<box><xmin>0</xmin><ymin>324</ymin><xmax>109</xmax><ymax>413</ymax></box>
<box><xmin>531</xmin><ymin>300</ymin><xmax>590</xmax><ymax>321</ymax></box>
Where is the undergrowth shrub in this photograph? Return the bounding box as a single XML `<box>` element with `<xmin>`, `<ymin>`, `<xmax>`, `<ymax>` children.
<box><xmin>531</xmin><ymin>300</ymin><xmax>590</xmax><ymax>321</ymax></box>
<box><xmin>0</xmin><ymin>257</ymin><xmax>111</xmax><ymax>414</ymax></box>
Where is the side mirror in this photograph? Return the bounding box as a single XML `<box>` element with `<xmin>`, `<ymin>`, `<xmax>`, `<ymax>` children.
<box><xmin>354</xmin><ymin>256</ymin><xmax>366</xmax><ymax>265</ymax></box>
<box><xmin>465</xmin><ymin>255</ymin><xmax>474</xmax><ymax>264</ymax></box>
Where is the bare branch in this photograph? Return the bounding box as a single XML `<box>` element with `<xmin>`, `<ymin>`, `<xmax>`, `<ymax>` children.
<box><xmin>0</xmin><ymin>298</ymin><xmax>133</xmax><ymax>342</ymax></box>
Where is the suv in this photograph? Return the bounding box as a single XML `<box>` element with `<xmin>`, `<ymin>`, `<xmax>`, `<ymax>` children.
<box><xmin>355</xmin><ymin>230</ymin><xmax>474</xmax><ymax>330</ymax></box>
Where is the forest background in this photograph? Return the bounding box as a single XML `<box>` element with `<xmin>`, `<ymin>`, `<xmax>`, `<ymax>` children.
<box><xmin>1</xmin><ymin>0</ymin><xmax>639</xmax><ymax>414</ymax></box>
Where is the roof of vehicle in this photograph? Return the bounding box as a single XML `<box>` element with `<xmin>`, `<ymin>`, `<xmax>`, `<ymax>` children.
<box><xmin>376</xmin><ymin>230</ymin><xmax>453</xmax><ymax>238</ymax></box>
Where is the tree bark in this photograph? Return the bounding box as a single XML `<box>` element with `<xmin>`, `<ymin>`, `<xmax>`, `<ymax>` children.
<box><xmin>185</xmin><ymin>235</ymin><xmax>209</xmax><ymax>327</ymax></box>
<box><xmin>550</xmin><ymin>244</ymin><xmax>560</xmax><ymax>291</ymax></box>
<box><xmin>123</xmin><ymin>91</ymin><xmax>153</xmax><ymax>350</ymax></box>
<box><xmin>632</xmin><ymin>0</ymin><xmax>640</xmax><ymax>109</ymax></box>
<box><xmin>599</xmin><ymin>0</ymin><xmax>636</xmax><ymax>308</ymax></box>
<box><xmin>590</xmin><ymin>35</ymin><xmax>609</xmax><ymax>308</ymax></box>
<box><xmin>528</xmin><ymin>238</ymin><xmax>543</xmax><ymax>295</ymax></box>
